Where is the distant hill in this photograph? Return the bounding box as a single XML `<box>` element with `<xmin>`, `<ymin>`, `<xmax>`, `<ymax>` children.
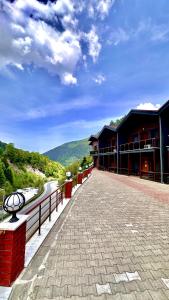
<box><xmin>0</xmin><ymin>142</ymin><xmax>65</xmax><ymax>197</ymax></box>
<box><xmin>44</xmin><ymin>138</ymin><xmax>90</xmax><ymax>166</ymax></box>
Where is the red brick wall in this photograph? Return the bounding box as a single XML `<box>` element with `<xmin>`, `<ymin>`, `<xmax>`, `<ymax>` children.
<box><xmin>0</xmin><ymin>221</ymin><xmax>26</xmax><ymax>287</ymax></box>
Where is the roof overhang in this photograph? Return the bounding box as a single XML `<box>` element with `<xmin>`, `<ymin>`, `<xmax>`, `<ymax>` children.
<box><xmin>117</xmin><ymin>109</ymin><xmax>159</xmax><ymax>131</ymax></box>
<box><xmin>159</xmin><ymin>100</ymin><xmax>169</xmax><ymax>114</ymax></box>
<box><xmin>97</xmin><ymin>125</ymin><xmax>116</xmax><ymax>139</ymax></box>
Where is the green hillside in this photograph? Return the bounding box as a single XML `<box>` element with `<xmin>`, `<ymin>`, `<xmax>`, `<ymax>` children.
<box><xmin>44</xmin><ymin>138</ymin><xmax>90</xmax><ymax>166</ymax></box>
<box><xmin>0</xmin><ymin>142</ymin><xmax>65</xmax><ymax>198</ymax></box>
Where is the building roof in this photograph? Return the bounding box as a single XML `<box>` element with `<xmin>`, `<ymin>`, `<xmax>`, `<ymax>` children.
<box><xmin>89</xmin><ymin>99</ymin><xmax>169</xmax><ymax>140</ymax></box>
<box><xmin>159</xmin><ymin>99</ymin><xmax>169</xmax><ymax>114</ymax></box>
<box><xmin>97</xmin><ymin>125</ymin><xmax>116</xmax><ymax>139</ymax></box>
<box><xmin>117</xmin><ymin>109</ymin><xmax>159</xmax><ymax>131</ymax></box>
<box><xmin>88</xmin><ymin>134</ymin><xmax>99</xmax><ymax>142</ymax></box>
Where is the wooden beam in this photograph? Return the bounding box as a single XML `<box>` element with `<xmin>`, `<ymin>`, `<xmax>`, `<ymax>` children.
<box><xmin>159</xmin><ymin>116</ymin><xmax>164</xmax><ymax>183</ymax></box>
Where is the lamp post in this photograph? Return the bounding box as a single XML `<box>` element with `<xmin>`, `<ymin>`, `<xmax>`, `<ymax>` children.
<box><xmin>77</xmin><ymin>166</ymin><xmax>83</xmax><ymax>184</ymax></box>
<box><xmin>66</xmin><ymin>171</ymin><xmax>72</xmax><ymax>181</ymax></box>
<box><xmin>65</xmin><ymin>171</ymin><xmax>73</xmax><ymax>199</ymax></box>
<box><xmin>0</xmin><ymin>192</ymin><xmax>27</xmax><ymax>286</ymax></box>
<box><xmin>3</xmin><ymin>192</ymin><xmax>25</xmax><ymax>223</ymax></box>
<box><xmin>78</xmin><ymin>166</ymin><xmax>82</xmax><ymax>172</ymax></box>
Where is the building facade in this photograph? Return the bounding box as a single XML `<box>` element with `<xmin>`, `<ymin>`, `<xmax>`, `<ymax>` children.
<box><xmin>89</xmin><ymin>100</ymin><xmax>169</xmax><ymax>184</ymax></box>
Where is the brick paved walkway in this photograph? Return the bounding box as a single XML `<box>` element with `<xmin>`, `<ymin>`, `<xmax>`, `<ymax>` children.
<box><xmin>10</xmin><ymin>170</ymin><xmax>169</xmax><ymax>300</ymax></box>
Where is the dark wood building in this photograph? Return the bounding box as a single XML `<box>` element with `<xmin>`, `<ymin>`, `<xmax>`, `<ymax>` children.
<box><xmin>88</xmin><ymin>135</ymin><xmax>99</xmax><ymax>168</ymax></box>
<box><xmin>89</xmin><ymin>100</ymin><xmax>169</xmax><ymax>184</ymax></box>
<box><xmin>117</xmin><ymin>110</ymin><xmax>160</xmax><ymax>181</ymax></box>
<box><xmin>97</xmin><ymin>126</ymin><xmax>117</xmax><ymax>171</ymax></box>
<box><xmin>159</xmin><ymin>100</ymin><xmax>169</xmax><ymax>183</ymax></box>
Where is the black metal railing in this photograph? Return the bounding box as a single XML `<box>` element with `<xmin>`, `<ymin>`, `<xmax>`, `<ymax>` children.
<box><xmin>25</xmin><ymin>168</ymin><xmax>92</xmax><ymax>242</ymax></box>
<box><xmin>25</xmin><ymin>185</ymin><xmax>64</xmax><ymax>242</ymax></box>
<box><xmin>119</xmin><ymin>137</ymin><xmax>160</xmax><ymax>152</ymax></box>
<box><xmin>99</xmin><ymin>146</ymin><xmax>117</xmax><ymax>154</ymax></box>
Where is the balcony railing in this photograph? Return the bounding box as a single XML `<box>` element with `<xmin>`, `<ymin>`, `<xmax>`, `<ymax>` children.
<box><xmin>119</xmin><ymin>137</ymin><xmax>160</xmax><ymax>152</ymax></box>
<box><xmin>99</xmin><ymin>146</ymin><xmax>117</xmax><ymax>154</ymax></box>
<box><xmin>90</xmin><ymin>150</ymin><xmax>98</xmax><ymax>155</ymax></box>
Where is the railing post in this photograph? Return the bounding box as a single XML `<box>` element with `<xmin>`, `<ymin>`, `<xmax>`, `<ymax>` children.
<box><xmin>56</xmin><ymin>191</ymin><xmax>58</xmax><ymax>211</ymax></box>
<box><xmin>49</xmin><ymin>196</ymin><xmax>51</xmax><ymax>221</ymax></box>
<box><xmin>61</xmin><ymin>190</ymin><xmax>63</xmax><ymax>204</ymax></box>
<box><xmin>38</xmin><ymin>204</ymin><xmax>41</xmax><ymax>235</ymax></box>
<box><xmin>77</xmin><ymin>171</ymin><xmax>83</xmax><ymax>184</ymax></box>
<box><xmin>65</xmin><ymin>179</ymin><xmax>73</xmax><ymax>199</ymax></box>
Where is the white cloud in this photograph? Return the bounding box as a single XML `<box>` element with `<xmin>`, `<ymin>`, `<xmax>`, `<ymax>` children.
<box><xmin>0</xmin><ymin>1</ymin><xmax>82</xmax><ymax>85</ymax></box>
<box><xmin>107</xmin><ymin>20</ymin><xmax>169</xmax><ymax>47</ymax></box>
<box><xmin>88</xmin><ymin>4</ymin><xmax>95</xmax><ymax>18</ymax></box>
<box><xmin>88</xmin><ymin>0</ymin><xmax>115</xmax><ymax>20</ymax></box>
<box><xmin>93</xmin><ymin>74</ymin><xmax>106</xmax><ymax>84</ymax></box>
<box><xmin>107</xmin><ymin>28</ymin><xmax>129</xmax><ymax>46</ymax></box>
<box><xmin>136</xmin><ymin>102</ymin><xmax>161</xmax><ymax>110</ymax></box>
<box><xmin>0</xmin><ymin>0</ymin><xmax>114</xmax><ymax>84</ymax></box>
<box><xmin>96</xmin><ymin>0</ymin><xmax>115</xmax><ymax>20</ymax></box>
<box><xmin>85</xmin><ymin>26</ymin><xmax>101</xmax><ymax>63</ymax></box>
<box><xmin>61</xmin><ymin>73</ymin><xmax>77</xmax><ymax>85</ymax></box>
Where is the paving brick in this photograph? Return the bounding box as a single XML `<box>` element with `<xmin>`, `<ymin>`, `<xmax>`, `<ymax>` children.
<box><xmin>82</xmin><ymin>284</ymin><xmax>97</xmax><ymax>296</ymax></box>
<box><xmin>120</xmin><ymin>293</ymin><xmax>137</xmax><ymax>300</ymax></box>
<box><xmin>75</xmin><ymin>275</ymin><xmax>89</xmax><ymax>285</ymax></box>
<box><xmin>52</xmin><ymin>286</ymin><xmax>68</xmax><ymax>298</ymax></box>
<box><xmin>10</xmin><ymin>170</ymin><xmax>169</xmax><ymax>299</ymax></box>
<box><xmin>149</xmin><ymin>289</ymin><xmax>168</xmax><ymax>300</ymax></box>
<box><xmin>67</xmin><ymin>285</ymin><xmax>83</xmax><ymax>297</ymax></box>
<box><xmin>134</xmin><ymin>290</ymin><xmax>152</xmax><ymax>300</ymax></box>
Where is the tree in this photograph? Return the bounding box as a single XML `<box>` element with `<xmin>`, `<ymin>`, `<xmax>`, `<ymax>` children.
<box><xmin>109</xmin><ymin>117</ymin><xmax>125</xmax><ymax>128</ymax></box>
<box><xmin>5</xmin><ymin>166</ymin><xmax>14</xmax><ymax>185</ymax></box>
<box><xmin>0</xmin><ymin>162</ymin><xmax>6</xmax><ymax>187</ymax></box>
<box><xmin>81</xmin><ymin>157</ymin><xmax>87</xmax><ymax>169</ymax></box>
<box><xmin>4</xmin><ymin>143</ymin><xmax>16</xmax><ymax>162</ymax></box>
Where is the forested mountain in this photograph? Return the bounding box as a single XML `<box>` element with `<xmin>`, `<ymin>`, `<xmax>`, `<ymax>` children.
<box><xmin>0</xmin><ymin>142</ymin><xmax>65</xmax><ymax>196</ymax></box>
<box><xmin>44</xmin><ymin>138</ymin><xmax>90</xmax><ymax>166</ymax></box>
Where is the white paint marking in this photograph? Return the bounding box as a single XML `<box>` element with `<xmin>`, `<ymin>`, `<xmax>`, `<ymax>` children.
<box><xmin>125</xmin><ymin>223</ymin><xmax>133</xmax><ymax>227</ymax></box>
<box><xmin>162</xmin><ymin>278</ymin><xmax>169</xmax><ymax>288</ymax></box>
<box><xmin>96</xmin><ymin>283</ymin><xmax>112</xmax><ymax>295</ymax></box>
<box><xmin>131</xmin><ymin>230</ymin><xmax>138</xmax><ymax>234</ymax></box>
<box><xmin>38</xmin><ymin>250</ymin><xmax>50</xmax><ymax>271</ymax></box>
<box><xmin>114</xmin><ymin>273</ymin><xmax>128</xmax><ymax>283</ymax></box>
<box><xmin>126</xmin><ymin>271</ymin><xmax>141</xmax><ymax>281</ymax></box>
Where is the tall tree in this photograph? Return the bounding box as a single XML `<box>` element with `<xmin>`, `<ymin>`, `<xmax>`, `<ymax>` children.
<box><xmin>0</xmin><ymin>162</ymin><xmax>6</xmax><ymax>187</ymax></box>
<box><xmin>109</xmin><ymin>117</ymin><xmax>125</xmax><ymax>128</ymax></box>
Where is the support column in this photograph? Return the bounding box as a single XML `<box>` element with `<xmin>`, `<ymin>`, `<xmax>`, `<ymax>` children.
<box><xmin>159</xmin><ymin>115</ymin><xmax>164</xmax><ymax>183</ymax></box>
<box><xmin>117</xmin><ymin>133</ymin><xmax>119</xmax><ymax>174</ymax></box>
<box><xmin>128</xmin><ymin>153</ymin><xmax>130</xmax><ymax>176</ymax></box>
<box><xmin>139</xmin><ymin>152</ymin><xmax>142</xmax><ymax>178</ymax></box>
<box><xmin>77</xmin><ymin>172</ymin><xmax>83</xmax><ymax>184</ymax></box>
<box><xmin>65</xmin><ymin>179</ymin><xmax>73</xmax><ymax>199</ymax></box>
<box><xmin>0</xmin><ymin>215</ymin><xmax>28</xmax><ymax>287</ymax></box>
<box><xmin>153</xmin><ymin>150</ymin><xmax>156</xmax><ymax>182</ymax></box>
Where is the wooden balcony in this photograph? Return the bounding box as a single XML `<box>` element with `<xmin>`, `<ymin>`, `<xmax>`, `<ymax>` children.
<box><xmin>90</xmin><ymin>150</ymin><xmax>98</xmax><ymax>156</ymax></box>
<box><xmin>99</xmin><ymin>146</ymin><xmax>117</xmax><ymax>155</ymax></box>
<box><xmin>119</xmin><ymin>137</ymin><xmax>160</xmax><ymax>153</ymax></box>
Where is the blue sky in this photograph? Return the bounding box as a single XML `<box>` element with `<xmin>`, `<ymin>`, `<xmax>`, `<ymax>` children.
<box><xmin>0</xmin><ymin>0</ymin><xmax>169</xmax><ymax>153</ymax></box>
